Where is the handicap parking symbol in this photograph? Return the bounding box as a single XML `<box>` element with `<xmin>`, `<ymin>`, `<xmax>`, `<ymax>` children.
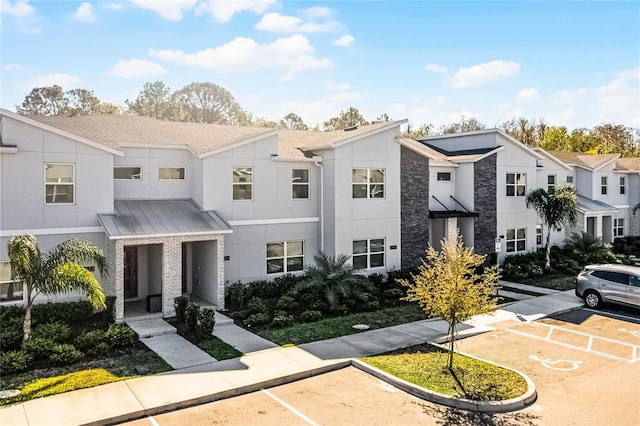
<box><xmin>529</xmin><ymin>355</ymin><xmax>582</xmax><ymax>371</ymax></box>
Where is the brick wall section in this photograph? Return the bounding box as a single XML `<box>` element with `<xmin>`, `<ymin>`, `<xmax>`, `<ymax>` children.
<box><xmin>473</xmin><ymin>153</ymin><xmax>497</xmax><ymax>255</ymax></box>
<box><xmin>400</xmin><ymin>146</ymin><xmax>430</xmax><ymax>268</ymax></box>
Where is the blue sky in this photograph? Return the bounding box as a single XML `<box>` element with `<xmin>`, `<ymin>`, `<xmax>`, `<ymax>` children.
<box><xmin>1</xmin><ymin>1</ymin><xmax>639</xmax><ymax>130</ymax></box>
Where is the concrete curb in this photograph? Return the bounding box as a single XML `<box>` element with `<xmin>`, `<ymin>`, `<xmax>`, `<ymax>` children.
<box><xmin>351</xmin><ymin>357</ymin><xmax>537</xmax><ymax>413</ymax></box>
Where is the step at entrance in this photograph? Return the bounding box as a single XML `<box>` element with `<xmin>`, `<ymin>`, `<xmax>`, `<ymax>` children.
<box><xmin>125</xmin><ymin>318</ymin><xmax>176</xmax><ymax>338</ymax></box>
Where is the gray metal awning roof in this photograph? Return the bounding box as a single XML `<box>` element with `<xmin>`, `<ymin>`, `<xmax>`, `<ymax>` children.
<box><xmin>98</xmin><ymin>199</ymin><xmax>232</xmax><ymax>239</ymax></box>
<box><xmin>577</xmin><ymin>195</ymin><xmax>618</xmax><ymax>214</ymax></box>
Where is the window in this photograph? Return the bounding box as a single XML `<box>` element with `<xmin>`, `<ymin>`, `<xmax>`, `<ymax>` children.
<box><xmin>352</xmin><ymin>168</ymin><xmax>385</xmax><ymax>199</ymax></box>
<box><xmin>233</xmin><ymin>167</ymin><xmax>253</xmax><ymax>200</ymax></box>
<box><xmin>158</xmin><ymin>167</ymin><xmax>185</xmax><ymax>180</ymax></box>
<box><xmin>614</xmin><ymin>218</ymin><xmax>624</xmax><ymax>237</ymax></box>
<box><xmin>292</xmin><ymin>169</ymin><xmax>309</xmax><ymax>199</ymax></box>
<box><xmin>601</xmin><ymin>176</ymin><xmax>607</xmax><ymax>195</ymax></box>
<box><xmin>566</xmin><ymin>176</ymin><xmax>574</xmax><ymax>184</ymax></box>
<box><xmin>547</xmin><ymin>175</ymin><xmax>556</xmax><ymax>194</ymax></box>
<box><xmin>592</xmin><ymin>270</ymin><xmax>628</xmax><ymax>285</ymax></box>
<box><xmin>114</xmin><ymin>166</ymin><xmax>142</xmax><ymax>180</ymax></box>
<box><xmin>352</xmin><ymin>238</ymin><xmax>385</xmax><ymax>269</ymax></box>
<box><xmin>506</xmin><ymin>173</ymin><xmax>526</xmax><ymax>197</ymax></box>
<box><xmin>620</xmin><ymin>177</ymin><xmax>626</xmax><ymax>195</ymax></box>
<box><xmin>437</xmin><ymin>172</ymin><xmax>451</xmax><ymax>181</ymax></box>
<box><xmin>45</xmin><ymin>163</ymin><xmax>74</xmax><ymax>204</ymax></box>
<box><xmin>0</xmin><ymin>262</ymin><xmax>23</xmax><ymax>302</ymax></box>
<box><xmin>536</xmin><ymin>225</ymin><xmax>543</xmax><ymax>246</ymax></box>
<box><xmin>266</xmin><ymin>241</ymin><xmax>303</xmax><ymax>274</ymax></box>
<box><xmin>506</xmin><ymin>228</ymin><xmax>526</xmax><ymax>253</ymax></box>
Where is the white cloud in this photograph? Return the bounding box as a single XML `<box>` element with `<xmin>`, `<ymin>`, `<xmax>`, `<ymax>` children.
<box><xmin>325</xmin><ymin>92</ymin><xmax>361</xmax><ymax>102</ymax></box>
<box><xmin>327</xmin><ymin>82</ymin><xmax>350</xmax><ymax>91</ymax></box>
<box><xmin>109</xmin><ymin>58</ymin><xmax>166</xmax><ymax>79</ymax></box>
<box><xmin>280</xmin><ymin>100</ymin><xmax>334</xmax><ymax>126</ymax></box>
<box><xmin>102</xmin><ymin>2</ymin><xmax>123</xmax><ymax>10</ymax></box>
<box><xmin>150</xmin><ymin>34</ymin><xmax>332</xmax><ymax>80</ymax></box>
<box><xmin>301</xmin><ymin>6</ymin><xmax>332</xmax><ymax>19</ymax></box>
<box><xmin>425</xmin><ymin>64</ymin><xmax>447</xmax><ymax>73</ymax></box>
<box><xmin>546</xmin><ymin>107</ymin><xmax>575</xmax><ymax>126</ymax></box>
<box><xmin>389</xmin><ymin>103</ymin><xmax>406</xmax><ymax>115</ymax></box>
<box><xmin>255</xmin><ymin>12</ymin><xmax>339</xmax><ymax>32</ymax></box>
<box><xmin>197</xmin><ymin>0</ymin><xmax>277</xmax><ymax>23</ymax></box>
<box><xmin>28</xmin><ymin>73</ymin><xmax>83</xmax><ymax>89</ymax></box>
<box><xmin>598</xmin><ymin>69</ymin><xmax>640</xmax><ymax>126</ymax></box>
<box><xmin>615</xmin><ymin>67</ymin><xmax>640</xmax><ymax>80</ymax></box>
<box><xmin>498</xmin><ymin>102</ymin><xmax>511</xmax><ymax>110</ymax></box>
<box><xmin>130</xmin><ymin>0</ymin><xmax>196</xmax><ymax>21</ymax></box>
<box><xmin>433</xmin><ymin>96</ymin><xmax>447</xmax><ymax>105</ymax></box>
<box><xmin>74</xmin><ymin>2</ymin><xmax>96</xmax><ymax>22</ymax></box>
<box><xmin>332</xmin><ymin>34</ymin><xmax>354</xmax><ymax>47</ymax></box>
<box><xmin>551</xmin><ymin>88</ymin><xmax>587</xmax><ymax>105</ymax></box>
<box><xmin>1</xmin><ymin>0</ymin><xmax>40</xmax><ymax>33</ymax></box>
<box><xmin>450</xmin><ymin>60</ymin><xmax>520</xmax><ymax>88</ymax></box>
<box><xmin>4</xmin><ymin>63</ymin><xmax>22</xmax><ymax>70</ymax></box>
<box><xmin>516</xmin><ymin>88</ymin><xmax>539</xmax><ymax>102</ymax></box>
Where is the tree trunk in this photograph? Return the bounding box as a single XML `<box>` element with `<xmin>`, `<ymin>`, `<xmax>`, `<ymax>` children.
<box><xmin>447</xmin><ymin>322</ymin><xmax>456</xmax><ymax>369</ymax></box>
<box><xmin>23</xmin><ymin>286</ymin><xmax>34</xmax><ymax>342</ymax></box>
<box><xmin>545</xmin><ymin>227</ymin><xmax>552</xmax><ymax>271</ymax></box>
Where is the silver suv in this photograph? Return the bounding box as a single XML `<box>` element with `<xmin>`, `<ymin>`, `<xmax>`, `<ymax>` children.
<box><xmin>575</xmin><ymin>264</ymin><xmax>640</xmax><ymax>309</ymax></box>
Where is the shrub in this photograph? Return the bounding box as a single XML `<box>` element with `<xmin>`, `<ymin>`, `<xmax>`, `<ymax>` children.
<box><xmin>276</xmin><ymin>295</ymin><xmax>297</xmax><ymax>312</ymax></box>
<box><xmin>49</xmin><ymin>344</ymin><xmax>83</xmax><ymax>366</ymax></box>
<box><xmin>364</xmin><ymin>300</ymin><xmax>380</xmax><ymax>311</ymax></box>
<box><xmin>0</xmin><ymin>305</ymin><xmax>25</xmax><ymax>322</ymax></box>
<box><xmin>174</xmin><ymin>296</ymin><xmax>190</xmax><ymax>323</ymax></box>
<box><xmin>32</xmin><ymin>301</ymin><xmax>93</xmax><ymax>325</ymax></box>
<box><xmin>196</xmin><ymin>307</ymin><xmax>216</xmax><ymax>340</ymax></box>
<box><xmin>106</xmin><ymin>324</ymin><xmax>135</xmax><ymax>348</ymax></box>
<box><xmin>105</xmin><ymin>295</ymin><xmax>116</xmax><ymax>323</ymax></box>
<box><xmin>384</xmin><ymin>288</ymin><xmax>404</xmax><ymax>299</ymax></box>
<box><xmin>185</xmin><ymin>303</ymin><xmax>200</xmax><ymax>332</ymax></box>
<box><xmin>86</xmin><ymin>342</ymin><xmax>111</xmax><ymax>358</ymax></box>
<box><xmin>247</xmin><ymin>297</ymin><xmax>269</xmax><ymax>315</ymax></box>
<box><xmin>75</xmin><ymin>329</ymin><xmax>108</xmax><ymax>352</ymax></box>
<box><xmin>22</xmin><ymin>337</ymin><xmax>56</xmax><ymax>359</ymax></box>
<box><xmin>32</xmin><ymin>321</ymin><xmax>71</xmax><ymax>343</ymax></box>
<box><xmin>0</xmin><ymin>350</ymin><xmax>32</xmax><ymax>374</ymax></box>
<box><xmin>328</xmin><ymin>304</ymin><xmax>349</xmax><ymax>316</ymax></box>
<box><xmin>0</xmin><ymin>316</ymin><xmax>25</xmax><ymax>352</ymax></box>
<box><xmin>300</xmin><ymin>310</ymin><xmax>323</xmax><ymax>323</ymax></box>
<box><xmin>226</xmin><ymin>281</ymin><xmax>249</xmax><ymax>309</ymax></box>
<box><xmin>244</xmin><ymin>313</ymin><xmax>270</xmax><ymax>327</ymax></box>
<box><xmin>271</xmin><ymin>274</ymin><xmax>303</xmax><ymax>297</ymax></box>
<box><xmin>271</xmin><ymin>311</ymin><xmax>294</xmax><ymax>327</ymax></box>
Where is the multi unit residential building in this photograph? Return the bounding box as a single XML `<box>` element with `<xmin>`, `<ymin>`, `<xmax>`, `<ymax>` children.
<box><xmin>1</xmin><ymin>109</ymin><xmax>638</xmax><ymax>322</ymax></box>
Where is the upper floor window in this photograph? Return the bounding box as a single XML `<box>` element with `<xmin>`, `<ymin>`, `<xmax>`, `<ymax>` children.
<box><xmin>601</xmin><ymin>176</ymin><xmax>607</xmax><ymax>195</ymax></box>
<box><xmin>0</xmin><ymin>261</ymin><xmax>23</xmax><ymax>302</ymax></box>
<box><xmin>114</xmin><ymin>166</ymin><xmax>142</xmax><ymax>180</ymax></box>
<box><xmin>45</xmin><ymin>163</ymin><xmax>74</xmax><ymax>204</ymax></box>
<box><xmin>158</xmin><ymin>167</ymin><xmax>185</xmax><ymax>180</ymax></box>
<box><xmin>353</xmin><ymin>238</ymin><xmax>385</xmax><ymax>269</ymax></box>
<box><xmin>352</xmin><ymin>168</ymin><xmax>385</xmax><ymax>199</ymax></box>
<box><xmin>437</xmin><ymin>172</ymin><xmax>451</xmax><ymax>181</ymax></box>
<box><xmin>619</xmin><ymin>177</ymin><xmax>626</xmax><ymax>195</ymax></box>
<box><xmin>614</xmin><ymin>218</ymin><xmax>624</xmax><ymax>237</ymax></box>
<box><xmin>506</xmin><ymin>173</ymin><xmax>526</xmax><ymax>197</ymax></box>
<box><xmin>266</xmin><ymin>241</ymin><xmax>304</xmax><ymax>274</ymax></box>
<box><xmin>233</xmin><ymin>167</ymin><xmax>253</xmax><ymax>200</ymax></box>
<box><xmin>547</xmin><ymin>175</ymin><xmax>556</xmax><ymax>194</ymax></box>
<box><xmin>506</xmin><ymin>228</ymin><xmax>526</xmax><ymax>253</ymax></box>
<box><xmin>292</xmin><ymin>169</ymin><xmax>309</xmax><ymax>199</ymax></box>
<box><xmin>566</xmin><ymin>176</ymin><xmax>574</xmax><ymax>184</ymax></box>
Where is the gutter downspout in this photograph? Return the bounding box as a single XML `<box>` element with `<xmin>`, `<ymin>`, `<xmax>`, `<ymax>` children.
<box><xmin>313</xmin><ymin>157</ymin><xmax>324</xmax><ymax>252</ymax></box>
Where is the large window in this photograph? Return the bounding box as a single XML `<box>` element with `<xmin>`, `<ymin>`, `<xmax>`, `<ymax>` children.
<box><xmin>614</xmin><ymin>218</ymin><xmax>624</xmax><ymax>237</ymax></box>
<box><xmin>620</xmin><ymin>177</ymin><xmax>626</xmax><ymax>195</ymax></box>
<box><xmin>45</xmin><ymin>163</ymin><xmax>74</xmax><ymax>204</ymax></box>
<box><xmin>158</xmin><ymin>167</ymin><xmax>185</xmax><ymax>180</ymax></box>
<box><xmin>0</xmin><ymin>262</ymin><xmax>23</xmax><ymax>302</ymax></box>
<box><xmin>536</xmin><ymin>225</ymin><xmax>543</xmax><ymax>246</ymax></box>
<box><xmin>292</xmin><ymin>169</ymin><xmax>309</xmax><ymax>199</ymax></box>
<box><xmin>352</xmin><ymin>168</ymin><xmax>385</xmax><ymax>199</ymax></box>
<box><xmin>547</xmin><ymin>175</ymin><xmax>556</xmax><ymax>194</ymax></box>
<box><xmin>437</xmin><ymin>172</ymin><xmax>451</xmax><ymax>181</ymax></box>
<box><xmin>114</xmin><ymin>166</ymin><xmax>142</xmax><ymax>180</ymax></box>
<box><xmin>506</xmin><ymin>173</ymin><xmax>526</xmax><ymax>197</ymax></box>
<box><xmin>506</xmin><ymin>228</ymin><xmax>526</xmax><ymax>253</ymax></box>
<box><xmin>266</xmin><ymin>241</ymin><xmax>304</xmax><ymax>274</ymax></box>
<box><xmin>233</xmin><ymin>167</ymin><xmax>253</xmax><ymax>200</ymax></box>
<box><xmin>352</xmin><ymin>238</ymin><xmax>385</xmax><ymax>269</ymax></box>
<box><xmin>601</xmin><ymin>176</ymin><xmax>607</xmax><ymax>195</ymax></box>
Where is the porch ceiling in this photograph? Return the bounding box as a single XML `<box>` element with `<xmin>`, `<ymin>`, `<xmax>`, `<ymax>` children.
<box><xmin>429</xmin><ymin>210</ymin><xmax>479</xmax><ymax>219</ymax></box>
<box><xmin>98</xmin><ymin>199</ymin><xmax>232</xmax><ymax>239</ymax></box>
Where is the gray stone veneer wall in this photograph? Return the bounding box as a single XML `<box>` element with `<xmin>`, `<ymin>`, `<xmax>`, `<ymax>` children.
<box><xmin>400</xmin><ymin>146</ymin><xmax>430</xmax><ymax>268</ymax></box>
<box><xmin>473</xmin><ymin>153</ymin><xmax>497</xmax><ymax>255</ymax></box>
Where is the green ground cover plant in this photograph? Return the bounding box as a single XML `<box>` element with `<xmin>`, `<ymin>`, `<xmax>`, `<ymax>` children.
<box><xmin>198</xmin><ymin>336</ymin><xmax>243</xmax><ymax>360</ymax></box>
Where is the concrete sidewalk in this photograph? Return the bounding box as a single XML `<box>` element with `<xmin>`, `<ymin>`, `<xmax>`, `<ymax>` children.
<box><xmin>0</xmin><ymin>290</ymin><xmax>584</xmax><ymax>426</ymax></box>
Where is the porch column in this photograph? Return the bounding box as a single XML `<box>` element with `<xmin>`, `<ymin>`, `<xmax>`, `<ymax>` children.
<box><xmin>446</xmin><ymin>217</ymin><xmax>458</xmax><ymax>242</ymax></box>
<box><xmin>217</xmin><ymin>237</ymin><xmax>225</xmax><ymax>309</ymax></box>
<box><xmin>113</xmin><ymin>240</ymin><xmax>125</xmax><ymax>323</ymax></box>
<box><xmin>162</xmin><ymin>238</ymin><xmax>182</xmax><ymax>317</ymax></box>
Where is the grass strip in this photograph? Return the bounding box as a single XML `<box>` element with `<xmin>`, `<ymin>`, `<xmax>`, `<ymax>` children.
<box><xmin>500</xmin><ymin>286</ymin><xmax>546</xmax><ymax>297</ymax></box>
<box><xmin>198</xmin><ymin>336</ymin><xmax>243</xmax><ymax>360</ymax></box>
<box><xmin>361</xmin><ymin>344</ymin><xmax>527</xmax><ymax>401</ymax></box>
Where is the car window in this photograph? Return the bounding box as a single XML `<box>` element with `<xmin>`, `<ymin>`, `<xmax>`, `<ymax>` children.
<box><xmin>592</xmin><ymin>271</ymin><xmax>629</xmax><ymax>285</ymax></box>
<box><xmin>630</xmin><ymin>275</ymin><xmax>640</xmax><ymax>287</ymax></box>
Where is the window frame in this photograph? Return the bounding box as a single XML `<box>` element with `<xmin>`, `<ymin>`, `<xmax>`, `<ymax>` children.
<box><xmin>536</xmin><ymin>225</ymin><xmax>543</xmax><ymax>246</ymax></box>
<box><xmin>505</xmin><ymin>173</ymin><xmax>526</xmax><ymax>197</ymax></box>
<box><xmin>352</xmin><ymin>168</ymin><xmax>385</xmax><ymax>199</ymax></box>
<box><xmin>613</xmin><ymin>218</ymin><xmax>624</xmax><ymax>237</ymax></box>
<box><xmin>506</xmin><ymin>228</ymin><xmax>526</xmax><ymax>253</ymax></box>
<box><xmin>566</xmin><ymin>175</ymin><xmax>574</xmax><ymax>185</ymax></box>
<box><xmin>292</xmin><ymin>168</ymin><xmax>310</xmax><ymax>200</ymax></box>
<box><xmin>547</xmin><ymin>175</ymin><xmax>556</xmax><ymax>194</ymax></box>
<box><xmin>232</xmin><ymin>167</ymin><xmax>253</xmax><ymax>201</ymax></box>
<box><xmin>437</xmin><ymin>172</ymin><xmax>452</xmax><ymax>182</ymax></box>
<box><xmin>619</xmin><ymin>176</ymin><xmax>626</xmax><ymax>195</ymax></box>
<box><xmin>601</xmin><ymin>176</ymin><xmax>607</xmax><ymax>195</ymax></box>
<box><xmin>114</xmin><ymin>166</ymin><xmax>142</xmax><ymax>180</ymax></box>
<box><xmin>0</xmin><ymin>261</ymin><xmax>24</xmax><ymax>302</ymax></box>
<box><xmin>266</xmin><ymin>241</ymin><xmax>304</xmax><ymax>275</ymax></box>
<box><xmin>352</xmin><ymin>238</ymin><xmax>385</xmax><ymax>269</ymax></box>
<box><xmin>44</xmin><ymin>163</ymin><xmax>75</xmax><ymax>205</ymax></box>
<box><xmin>158</xmin><ymin>166</ymin><xmax>186</xmax><ymax>181</ymax></box>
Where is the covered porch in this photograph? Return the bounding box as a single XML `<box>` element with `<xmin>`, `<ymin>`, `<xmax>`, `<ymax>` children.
<box><xmin>429</xmin><ymin>195</ymin><xmax>478</xmax><ymax>250</ymax></box>
<box><xmin>577</xmin><ymin>196</ymin><xmax>618</xmax><ymax>243</ymax></box>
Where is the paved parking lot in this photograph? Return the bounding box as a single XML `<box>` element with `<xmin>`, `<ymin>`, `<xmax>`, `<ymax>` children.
<box><xmin>123</xmin><ymin>308</ymin><xmax>640</xmax><ymax>426</ymax></box>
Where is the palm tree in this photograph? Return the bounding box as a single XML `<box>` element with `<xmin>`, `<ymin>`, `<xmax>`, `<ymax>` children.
<box><xmin>8</xmin><ymin>234</ymin><xmax>108</xmax><ymax>341</ymax></box>
<box><xmin>526</xmin><ymin>185</ymin><xmax>577</xmax><ymax>270</ymax></box>
<box><xmin>565</xmin><ymin>231</ymin><xmax>616</xmax><ymax>265</ymax></box>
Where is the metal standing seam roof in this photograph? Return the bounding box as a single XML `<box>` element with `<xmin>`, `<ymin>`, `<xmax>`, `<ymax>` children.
<box><xmin>576</xmin><ymin>195</ymin><xmax>618</xmax><ymax>214</ymax></box>
<box><xmin>97</xmin><ymin>199</ymin><xmax>232</xmax><ymax>239</ymax></box>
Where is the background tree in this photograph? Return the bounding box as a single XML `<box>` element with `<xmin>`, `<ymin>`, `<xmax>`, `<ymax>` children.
<box><xmin>8</xmin><ymin>234</ymin><xmax>108</xmax><ymax>341</ymax></box>
<box><xmin>403</xmin><ymin>123</ymin><xmax>433</xmax><ymax>138</ymax></box>
<box><xmin>323</xmin><ymin>107</ymin><xmax>368</xmax><ymax>131</ymax></box>
<box><xmin>439</xmin><ymin>116</ymin><xmax>486</xmax><ymax>134</ymax></box>
<box><xmin>252</xmin><ymin>116</ymin><xmax>278</xmax><ymax>128</ymax></box>
<box><xmin>399</xmin><ymin>237</ymin><xmax>498</xmax><ymax>369</ymax></box>
<box><xmin>525</xmin><ymin>185</ymin><xmax>577</xmax><ymax>270</ymax></box>
<box><xmin>279</xmin><ymin>112</ymin><xmax>308</xmax><ymax>130</ymax></box>
<box><xmin>16</xmin><ymin>85</ymin><xmax>68</xmax><ymax>116</ymax></box>
<box><xmin>64</xmin><ymin>89</ymin><xmax>100</xmax><ymax>116</ymax></box>
<box><xmin>95</xmin><ymin>102</ymin><xmax>123</xmax><ymax>114</ymax></box>
<box><xmin>172</xmin><ymin>82</ymin><xmax>246</xmax><ymax>124</ymax></box>
<box><xmin>125</xmin><ymin>81</ymin><xmax>172</xmax><ymax>119</ymax></box>
<box><xmin>375</xmin><ymin>113</ymin><xmax>392</xmax><ymax>123</ymax></box>
<box><xmin>500</xmin><ymin>117</ymin><xmax>547</xmax><ymax>147</ymax></box>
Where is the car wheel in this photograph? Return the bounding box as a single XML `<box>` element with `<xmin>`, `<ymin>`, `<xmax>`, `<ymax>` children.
<box><xmin>584</xmin><ymin>291</ymin><xmax>602</xmax><ymax>309</ymax></box>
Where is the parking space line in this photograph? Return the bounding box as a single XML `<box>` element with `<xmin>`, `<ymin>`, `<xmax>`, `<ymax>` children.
<box><xmin>261</xmin><ymin>389</ymin><xmax>319</xmax><ymax>426</ymax></box>
<box><xmin>147</xmin><ymin>416</ymin><xmax>160</xmax><ymax>426</ymax></box>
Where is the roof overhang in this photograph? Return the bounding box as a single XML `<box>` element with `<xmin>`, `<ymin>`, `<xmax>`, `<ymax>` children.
<box><xmin>198</xmin><ymin>129</ymin><xmax>280</xmax><ymax>159</ymax></box>
<box><xmin>429</xmin><ymin>211</ymin><xmax>479</xmax><ymax>219</ymax></box>
<box><xmin>576</xmin><ymin>196</ymin><xmax>619</xmax><ymax>215</ymax></box>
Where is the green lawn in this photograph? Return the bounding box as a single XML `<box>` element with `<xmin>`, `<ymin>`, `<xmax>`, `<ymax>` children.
<box><xmin>198</xmin><ymin>336</ymin><xmax>243</xmax><ymax>360</ymax></box>
<box><xmin>361</xmin><ymin>344</ymin><xmax>528</xmax><ymax>401</ymax></box>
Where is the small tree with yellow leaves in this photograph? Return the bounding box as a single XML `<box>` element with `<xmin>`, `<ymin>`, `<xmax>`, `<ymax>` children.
<box><xmin>399</xmin><ymin>237</ymin><xmax>498</xmax><ymax>369</ymax></box>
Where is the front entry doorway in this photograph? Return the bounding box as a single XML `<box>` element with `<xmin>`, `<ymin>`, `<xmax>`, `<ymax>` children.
<box><xmin>124</xmin><ymin>246</ymin><xmax>138</xmax><ymax>299</ymax></box>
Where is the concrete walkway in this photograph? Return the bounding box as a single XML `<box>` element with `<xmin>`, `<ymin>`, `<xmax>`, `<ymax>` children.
<box><xmin>0</xmin><ymin>290</ymin><xmax>585</xmax><ymax>426</ymax></box>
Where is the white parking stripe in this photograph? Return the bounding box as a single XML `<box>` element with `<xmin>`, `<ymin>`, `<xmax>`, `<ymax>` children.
<box><xmin>261</xmin><ymin>389</ymin><xmax>319</xmax><ymax>426</ymax></box>
<box><xmin>147</xmin><ymin>416</ymin><xmax>160</xmax><ymax>426</ymax></box>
